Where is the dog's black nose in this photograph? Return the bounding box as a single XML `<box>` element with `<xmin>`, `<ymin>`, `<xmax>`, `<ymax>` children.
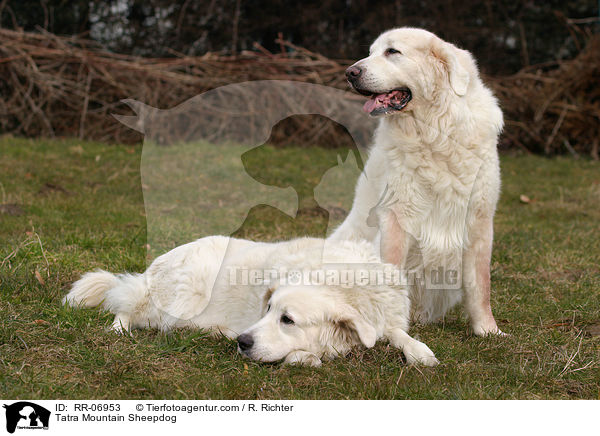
<box><xmin>237</xmin><ymin>333</ymin><xmax>254</xmax><ymax>351</ymax></box>
<box><xmin>345</xmin><ymin>65</ymin><xmax>362</xmax><ymax>81</ymax></box>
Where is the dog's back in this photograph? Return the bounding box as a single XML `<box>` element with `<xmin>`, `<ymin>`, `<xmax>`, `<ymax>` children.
<box><xmin>64</xmin><ymin>235</ymin><xmax>233</xmax><ymax>331</ymax></box>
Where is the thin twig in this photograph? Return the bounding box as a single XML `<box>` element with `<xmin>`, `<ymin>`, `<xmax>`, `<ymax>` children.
<box><xmin>558</xmin><ymin>333</ymin><xmax>584</xmax><ymax>377</ymax></box>
<box><xmin>33</xmin><ymin>231</ymin><xmax>50</xmax><ymax>277</ymax></box>
<box><xmin>544</xmin><ymin>106</ymin><xmax>568</xmax><ymax>154</ymax></box>
<box><xmin>79</xmin><ymin>69</ymin><xmax>92</xmax><ymax>139</ymax></box>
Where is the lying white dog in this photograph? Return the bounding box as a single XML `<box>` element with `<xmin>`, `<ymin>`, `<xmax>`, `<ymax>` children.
<box><xmin>332</xmin><ymin>28</ymin><xmax>504</xmax><ymax>335</ymax></box>
<box><xmin>64</xmin><ymin>236</ymin><xmax>438</xmax><ymax>367</ymax></box>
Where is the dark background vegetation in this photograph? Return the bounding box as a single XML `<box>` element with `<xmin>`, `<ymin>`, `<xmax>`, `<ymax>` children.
<box><xmin>0</xmin><ymin>1</ymin><xmax>598</xmax><ymax>156</ymax></box>
<box><xmin>3</xmin><ymin>0</ymin><xmax>597</xmax><ymax>73</ymax></box>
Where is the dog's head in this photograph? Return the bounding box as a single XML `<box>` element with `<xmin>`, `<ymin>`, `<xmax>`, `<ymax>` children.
<box><xmin>346</xmin><ymin>27</ymin><xmax>475</xmax><ymax>117</ymax></box>
<box><xmin>237</xmin><ymin>284</ymin><xmax>377</xmax><ymax>363</ymax></box>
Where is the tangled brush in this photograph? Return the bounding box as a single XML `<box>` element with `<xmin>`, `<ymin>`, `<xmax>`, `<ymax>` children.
<box><xmin>0</xmin><ymin>27</ymin><xmax>598</xmax><ymax>157</ymax></box>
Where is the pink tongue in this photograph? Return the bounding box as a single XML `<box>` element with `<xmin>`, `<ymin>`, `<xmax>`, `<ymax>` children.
<box><xmin>363</xmin><ymin>97</ymin><xmax>381</xmax><ymax>113</ymax></box>
<box><xmin>362</xmin><ymin>90</ymin><xmax>402</xmax><ymax>113</ymax></box>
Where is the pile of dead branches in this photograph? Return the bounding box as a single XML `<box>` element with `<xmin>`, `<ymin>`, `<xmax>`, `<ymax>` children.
<box><xmin>0</xmin><ymin>27</ymin><xmax>598</xmax><ymax>156</ymax></box>
<box><xmin>0</xmin><ymin>28</ymin><xmax>352</xmax><ymax>145</ymax></box>
<box><xmin>489</xmin><ymin>33</ymin><xmax>600</xmax><ymax>158</ymax></box>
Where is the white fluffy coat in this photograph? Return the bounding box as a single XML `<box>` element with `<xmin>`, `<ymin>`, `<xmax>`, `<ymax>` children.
<box><xmin>64</xmin><ymin>236</ymin><xmax>438</xmax><ymax>366</ymax></box>
<box><xmin>331</xmin><ymin>28</ymin><xmax>504</xmax><ymax>335</ymax></box>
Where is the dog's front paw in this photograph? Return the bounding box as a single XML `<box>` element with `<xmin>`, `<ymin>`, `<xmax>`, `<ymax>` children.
<box><xmin>284</xmin><ymin>351</ymin><xmax>322</xmax><ymax>367</ymax></box>
<box><xmin>403</xmin><ymin>341</ymin><xmax>439</xmax><ymax>367</ymax></box>
<box><xmin>472</xmin><ymin>322</ymin><xmax>507</xmax><ymax>337</ymax></box>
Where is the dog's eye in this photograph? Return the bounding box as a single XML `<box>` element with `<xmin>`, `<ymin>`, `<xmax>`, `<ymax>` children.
<box><xmin>266</xmin><ymin>304</ymin><xmax>271</xmax><ymax>312</ymax></box>
<box><xmin>385</xmin><ymin>48</ymin><xmax>401</xmax><ymax>56</ymax></box>
<box><xmin>280</xmin><ymin>315</ymin><xmax>294</xmax><ymax>325</ymax></box>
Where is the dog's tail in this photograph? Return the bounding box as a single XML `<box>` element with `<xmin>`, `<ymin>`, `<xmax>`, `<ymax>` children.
<box><xmin>63</xmin><ymin>270</ymin><xmax>118</xmax><ymax>308</ymax></box>
<box><xmin>63</xmin><ymin>270</ymin><xmax>147</xmax><ymax>316</ymax></box>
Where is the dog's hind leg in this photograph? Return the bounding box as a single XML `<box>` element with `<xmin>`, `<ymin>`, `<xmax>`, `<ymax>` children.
<box><xmin>110</xmin><ymin>313</ymin><xmax>132</xmax><ymax>334</ymax></box>
<box><xmin>388</xmin><ymin>328</ymin><xmax>439</xmax><ymax>366</ymax></box>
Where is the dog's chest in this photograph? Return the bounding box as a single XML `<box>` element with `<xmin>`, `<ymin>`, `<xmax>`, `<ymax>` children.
<box><xmin>384</xmin><ymin>151</ymin><xmax>475</xmax><ymax>252</ymax></box>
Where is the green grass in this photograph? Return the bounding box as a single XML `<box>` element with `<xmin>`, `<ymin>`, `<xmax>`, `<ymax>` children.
<box><xmin>0</xmin><ymin>136</ymin><xmax>599</xmax><ymax>399</ymax></box>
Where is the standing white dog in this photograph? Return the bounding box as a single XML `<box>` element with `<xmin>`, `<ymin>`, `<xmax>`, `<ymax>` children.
<box><xmin>331</xmin><ymin>28</ymin><xmax>504</xmax><ymax>335</ymax></box>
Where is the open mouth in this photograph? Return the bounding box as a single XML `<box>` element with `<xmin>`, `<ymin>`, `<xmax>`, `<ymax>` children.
<box><xmin>357</xmin><ymin>88</ymin><xmax>412</xmax><ymax>116</ymax></box>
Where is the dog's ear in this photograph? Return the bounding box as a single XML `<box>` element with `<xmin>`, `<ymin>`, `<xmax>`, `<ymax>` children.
<box><xmin>348</xmin><ymin>315</ymin><xmax>377</xmax><ymax>348</ymax></box>
<box><xmin>431</xmin><ymin>40</ymin><xmax>470</xmax><ymax>96</ymax></box>
<box><xmin>336</xmin><ymin>308</ymin><xmax>377</xmax><ymax>348</ymax></box>
<box><xmin>261</xmin><ymin>285</ymin><xmax>276</xmax><ymax>315</ymax></box>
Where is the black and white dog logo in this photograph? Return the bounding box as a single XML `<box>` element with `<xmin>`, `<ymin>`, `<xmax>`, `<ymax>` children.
<box><xmin>3</xmin><ymin>402</ymin><xmax>50</xmax><ymax>433</ymax></box>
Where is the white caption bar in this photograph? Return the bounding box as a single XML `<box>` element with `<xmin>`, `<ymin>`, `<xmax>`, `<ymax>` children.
<box><xmin>0</xmin><ymin>400</ymin><xmax>595</xmax><ymax>435</ymax></box>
